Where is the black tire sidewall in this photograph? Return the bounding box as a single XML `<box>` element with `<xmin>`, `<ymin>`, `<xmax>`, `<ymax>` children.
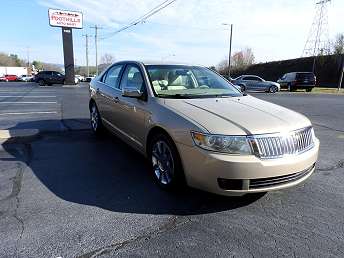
<box><xmin>38</xmin><ymin>79</ymin><xmax>45</xmax><ymax>86</ymax></box>
<box><xmin>148</xmin><ymin>133</ymin><xmax>185</xmax><ymax>190</ymax></box>
<box><xmin>269</xmin><ymin>86</ymin><xmax>276</xmax><ymax>93</ymax></box>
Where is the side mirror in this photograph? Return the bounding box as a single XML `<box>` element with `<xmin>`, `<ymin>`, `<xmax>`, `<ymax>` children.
<box><xmin>122</xmin><ymin>87</ymin><xmax>143</xmax><ymax>98</ymax></box>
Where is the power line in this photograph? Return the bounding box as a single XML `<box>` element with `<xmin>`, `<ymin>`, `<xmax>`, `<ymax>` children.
<box><xmin>100</xmin><ymin>0</ymin><xmax>177</xmax><ymax>40</ymax></box>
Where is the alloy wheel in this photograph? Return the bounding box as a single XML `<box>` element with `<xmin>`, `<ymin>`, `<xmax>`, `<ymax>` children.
<box><xmin>90</xmin><ymin>105</ymin><xmax>99</xmax><ymax>132</ymax></box>
<box><xmin>269</xmin><ymin>86</ymin><xmax>277</xmax><ymax>93</ymax></box>
<box><xmin>151</xmin><ymin>140</ymin><xmax>175</xmax><ymax>185</ymax></box>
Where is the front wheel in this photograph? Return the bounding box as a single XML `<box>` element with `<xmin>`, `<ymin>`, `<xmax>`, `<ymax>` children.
<box><xmin>90</xmin><ymin>102</ymin><xmax>104</xmax><ymax>135</ymax></box>
<box><xmin>149</xmin><ymin>134</ymin><xmax>185</xmax><ymax>190</ymax></box>
<box><xmin>306</xmin><ymin>88</ymin><xmax>313</xmax><ymax>92</ymax></box>
<box><xmin>269</xmin><ymin>86</ymin><xmax>278</xmax><ymax>93</ymax></box>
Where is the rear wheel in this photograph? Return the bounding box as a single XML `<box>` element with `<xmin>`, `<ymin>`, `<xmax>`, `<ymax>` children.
<box><xmin>90</xmin><ymin>102</ymin><xmax>104</xmax><ymax>135</ymax></box>
<box><xmin>239</xmin><ymin>84</ymin><xmax>246</xmax><ymax>92</ymax></box>
<box><xmin>148</xmin><ymin>133</ymin><xmax>185</xmax><ymax>190</ymax></box>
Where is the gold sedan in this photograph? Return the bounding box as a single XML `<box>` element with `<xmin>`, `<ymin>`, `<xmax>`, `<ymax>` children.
<box><xmin>89</xmin><ymin>61</ymin><xmax>319</xmax><ymax>196</ymax></box>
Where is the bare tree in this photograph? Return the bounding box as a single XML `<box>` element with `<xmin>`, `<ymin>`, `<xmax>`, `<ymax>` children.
<box><xmin>217</xmin><ymin>47</ymin><xmax>255</xmax><ymax>74</ymax></box>
<box><xmin>100</xmin><ymin>53</ymin><xmax>115</xmax><ymax>65</ymax></box>
<box><xmin>232</xmin><ymin>48</ymin><xmax>255</xmax><ymax>69</ymax></box>
<box><xmin>0</xmin><ymin>52</ymin><xmax>25</xmax><ymax>67</ymax></box>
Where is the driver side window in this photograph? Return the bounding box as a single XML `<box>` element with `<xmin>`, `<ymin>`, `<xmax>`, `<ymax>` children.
<box><xmin>120</xmin><ymin>65</ymin><xmax>145</xmax><ymax>92</ymax></box>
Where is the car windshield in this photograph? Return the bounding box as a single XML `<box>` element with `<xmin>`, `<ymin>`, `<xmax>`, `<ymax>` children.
<box><xmin>145</xmin><ymin>65</ymin><xmax>242</xmax><ymax>98</ymax></box>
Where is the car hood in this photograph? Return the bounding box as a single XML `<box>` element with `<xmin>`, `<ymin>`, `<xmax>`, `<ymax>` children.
<box><xmin>164</xmin><ymin>95</ymin><xmax>311</xmax><ymax>135</ymax></box>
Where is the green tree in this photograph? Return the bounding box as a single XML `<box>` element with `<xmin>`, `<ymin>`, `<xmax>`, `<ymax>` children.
<box><xmin>32</xmin><ymin>60</ymin><xmax>43</xmax><ymax>71</ymax></box>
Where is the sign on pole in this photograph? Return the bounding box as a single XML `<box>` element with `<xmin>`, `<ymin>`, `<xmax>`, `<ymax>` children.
<box><xmin>48</xmin><ymin>9</ymin><xmax>83</xmax><ymax>29</ymax></box>
<box><xmin>48</xmin><ymin>8</ymin><xmax>82</xmax><ymax>84</ymax></box>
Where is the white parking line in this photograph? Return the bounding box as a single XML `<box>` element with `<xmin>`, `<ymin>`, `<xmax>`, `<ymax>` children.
<box><xmin>0</xmin><ymin>102</ymin><xmax>57</xmax><ymax>104</ymax></box>
<box><xmin>0</xmin><ymin>96</ymin><xmax>56</xmax><ymax>98</ymax></box>
<box><xmin>0</xmin><ymin>111</ymin><xmax>58</xmax><ymax>116</ymax></box>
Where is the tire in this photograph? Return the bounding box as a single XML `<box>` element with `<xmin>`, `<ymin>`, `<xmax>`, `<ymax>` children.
<box><xmin>269</xmin><ymin>86</ymin><xmax>277</xmax><ymax>93</ymax></box>
<box><xmin>239</xmin><ymin>84</ymin><xmax>246</xmax><ymax>92</ymax></box>
<box><xmin>148</xmin><ymin>133</ymin><xmax>185</xmax><ymax>190</ymax></box>
<box><xmin>90</xmin><ymin>102</ymin><xmax>104</xmax><ymax>135</ymax></box>
<box><xmin>306</xmin><ymin>88</ymin><xmax>313</xmax><ymax>92</ymax></box>
<box><xmin>38</xmin><ymin>79</ymin><xmax>45</xmax><ymax>86</ymax></box>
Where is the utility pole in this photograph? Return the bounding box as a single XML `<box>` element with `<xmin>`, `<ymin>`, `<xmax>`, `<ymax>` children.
<box><xmin>83</xmin><ymin>34</ymin><xmax>90</xmax><ymax>77</ymax></box>
<box><xmin>90</xmin><ymin>25</ymin><xmax>103</xmax><ymax>75</ymax></box>
<box><xmin>338</xmin><ymin>54</ymin><xmax>344</xmax><ymax>92</ymax></box>
<box><xmin>26</xmin><ymin>46</ymin><xmax>30</xmax><ymax>75</ymax></box>
<box><xmin>222</xmin><ymin>23</ymin><xmax>233</xmax><ymax>79</ymax></box>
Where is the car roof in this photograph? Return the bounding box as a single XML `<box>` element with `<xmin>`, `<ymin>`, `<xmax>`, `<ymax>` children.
<box><xmin>113</xmin><ymin>60</ymin><xmax>203</xmax><ymax>67</ymax></box>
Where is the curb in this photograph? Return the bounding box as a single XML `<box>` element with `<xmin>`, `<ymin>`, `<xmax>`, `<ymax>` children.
<box><xmin>0</xmin><ymin>129</ymin><xmax>40</xmax><ymax>144</ymax></box>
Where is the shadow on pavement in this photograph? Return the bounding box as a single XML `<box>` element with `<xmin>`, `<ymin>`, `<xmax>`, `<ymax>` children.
<box><xmin>1</xmin><ymin>119</ymin><xmax>265</xmax><ymax>216</ymax></box>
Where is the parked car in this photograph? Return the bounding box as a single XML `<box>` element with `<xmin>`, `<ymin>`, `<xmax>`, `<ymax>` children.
<box><xmin>0</xmin><ymin>74</ymin><xmax>18</xmax><ymax>82</ymax></box>
<box><xmin>277</xmin><ymin>72</ymin><xmax>316</xmax><ymax>92</ymax></box>
<box><xmin>33</xmin><ymin>71</ymin><xmax>65</xmax><ymax>86</ymax></box>
<box><xmin>85</xmin><ymin>76</ymin><xmax>96</xmax><ymax>82</ymax></box>
<box><xmin>88</xmin><ymin>61</ymin><xmax>319</xmax><ymax>196</ymax></box>
<box><xmin>75</xmin><ymin>74</ymin><xmax>85</xmax><ymax>82</ymax></box>
<box><xmin>232</xmin><ymin>75</ymin><xmax>280</xmax><ymax>93</ymax></box>
<box><xmin>18</xmin><ymin>75</ymin><xmax>34</xmax><ymax>82</ymax></box>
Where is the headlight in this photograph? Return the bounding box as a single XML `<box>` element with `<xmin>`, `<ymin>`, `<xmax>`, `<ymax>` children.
<box><xmin>191</xmin><ymin>132</ymin><xmax>252</xmax><ymax>155</ymax></box>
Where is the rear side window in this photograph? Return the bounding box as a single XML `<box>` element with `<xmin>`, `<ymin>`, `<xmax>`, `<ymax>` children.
<box><xmin>103</xmin><ymin>65</ymin><xmax>123</xmax><ymax>89</ymax></box>
<box><xmin>245</xmin><ymin>76</ymin><xmax>260</xmax><ymax>81</ymax></box>
<box><xmin>296</xmin><ymin>73</ymin><xmax>315</xmax><ymax>80</ymax></box>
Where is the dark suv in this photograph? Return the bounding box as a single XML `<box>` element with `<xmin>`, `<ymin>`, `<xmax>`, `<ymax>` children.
<box><xmin>34</xmin><ymin>71</ymin><xmax>65</xmax><ymax>86</ymax></box>
<box><xmin>277</xmin><ymin>72</ymin><xmax>316</xmax><ymax>92</ymax></box>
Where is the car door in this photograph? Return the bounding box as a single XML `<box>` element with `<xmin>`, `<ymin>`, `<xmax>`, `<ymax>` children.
<box><xmin>114</xmin><ymin>64</ymin><xmax>149</xmax><ymax>150</ymax></box>
<box><xmin>54</xmin><ymin>72</ymin><xmax>64</xmax><ymax>84</ymax></box>
<box><xmin>243</xmin><ymin>76</ymin><xmax>257</xmax><ymax>90</ymax></box>
<box><xmin>254</xmin><ymin>76</ymin><xmax>267</xmax><ymax>91</ymax></box>
<box><xmin>43</xmin><ymin>71</ymin><xmax>52</xmax><ymax>83</ymax></box>
<box><xmin>278</xmin><ymin>74</ymin><xmax>287</xmax><ymax>88</ymax></box>
<box><xmin>96</xmin><ymin>64</ymin><xmax>124</xmax><ymax>128</ymax></box>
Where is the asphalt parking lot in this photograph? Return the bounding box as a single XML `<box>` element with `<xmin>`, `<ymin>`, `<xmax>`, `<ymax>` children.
<box><xmin>1</xmin><ymin>82</ymin><xmax>344</xmax><ymax>257</ymax></box>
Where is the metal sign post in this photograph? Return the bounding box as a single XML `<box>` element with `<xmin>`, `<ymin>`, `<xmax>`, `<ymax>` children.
<box><xmin>48</xmin><ymin>9</ymin><xmax>83</xmax><ymax>85</ymax></box>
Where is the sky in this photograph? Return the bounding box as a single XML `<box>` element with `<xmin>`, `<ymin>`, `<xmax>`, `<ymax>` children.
<box><xmin>0</xmin><ymin>0</ymin><xmax>343</xmax><ymax>67</ymax></box>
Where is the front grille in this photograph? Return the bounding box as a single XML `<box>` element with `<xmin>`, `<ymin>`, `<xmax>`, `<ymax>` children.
<box><xmin>251</xmin><ymin>127</ymin><xmax>314</xmax><ymax>159</ymax></box>
<box><xmin>250</xmin><ymin>163</ymin><xmax>315</xmax><ymax>189</ymax></box>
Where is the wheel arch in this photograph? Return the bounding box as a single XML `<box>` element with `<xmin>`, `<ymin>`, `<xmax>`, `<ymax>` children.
<box><xmin>145</xmin><ymin>125</ymin><xmax>187</xmax><ymax>186</ymax></box>
<box><xmin>146</xmin><ymin>126</ymin><xmax>175</xmax><ymax>155</ymax></box>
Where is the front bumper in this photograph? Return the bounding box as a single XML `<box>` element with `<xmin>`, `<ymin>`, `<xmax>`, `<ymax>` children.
<box><xmin>177</xmin><ymin>138</ymin><xmax>319</xmax><ymax>196</ymax></box>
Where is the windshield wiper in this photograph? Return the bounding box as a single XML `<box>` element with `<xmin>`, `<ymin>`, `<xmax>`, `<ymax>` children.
<box><xmin>158</xmin><ymin>94</ymin><xmax>203</xmax><ymax>99</ymax></box>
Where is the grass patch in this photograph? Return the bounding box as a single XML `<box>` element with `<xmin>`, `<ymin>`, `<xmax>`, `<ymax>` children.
<box><xmin>311</xmin><ymin>87</ymin><xmax>344</xmax><ymax>94</ymax></box>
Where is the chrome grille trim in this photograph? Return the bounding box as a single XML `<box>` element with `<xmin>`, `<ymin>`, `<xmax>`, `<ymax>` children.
<box><xmin>250</xmin><ymin>127</ymin><xmax>315</xmax><ymax>159</ymax></box>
